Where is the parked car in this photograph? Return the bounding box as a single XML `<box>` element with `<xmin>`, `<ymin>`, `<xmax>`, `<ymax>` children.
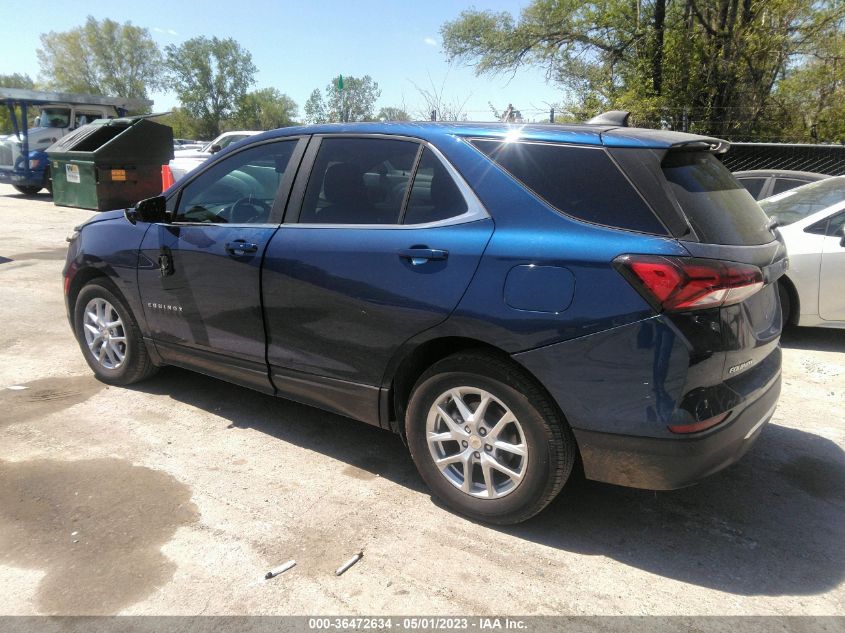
<box><xmin>759</xmin><ymin>177</ymin><xmax>845</xmax><ymax>328</ymax></box>
<box><xmin>733</xmin><ymin>169</ymin><xmax>829</xmax><ymax>200</ymax></box>
<box><xmin>64</xmin><ymin>121</ymin><xmax>785</xmax><ymax>524</ymax></box>
<box><xmin>168</xmin><ymin>130</ymin><xmax>261</xmax><ymax>180</ymax></box>
<box><xmin>173</xmin><ymin>138</ymin><xmax>204</xmax><ymax>152</ymax></box>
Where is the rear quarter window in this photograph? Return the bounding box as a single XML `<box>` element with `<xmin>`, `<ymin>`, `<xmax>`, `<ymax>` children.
<box><xmin>470</xmin><ymin>139</ymin><xmax>667</xmax><ymax>235</ymax></box>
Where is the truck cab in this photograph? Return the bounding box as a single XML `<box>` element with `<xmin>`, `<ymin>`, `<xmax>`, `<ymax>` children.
<box><xmin>25</xmin><ymin>104</ymin><xmax>117</xmax><ymax>149</ymax></box>
<box><xmin>0</xmin><ymin>89</ymin><xmax>152</xmax><ymax>195</ymax></box>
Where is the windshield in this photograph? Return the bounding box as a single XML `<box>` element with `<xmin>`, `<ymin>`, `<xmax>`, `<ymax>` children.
<box><xmin>759</xmin><ymin>176</ymin><xmax>845</xmax><ymax>225</ymax></box>
<box><xmin>36</xmin><ymin>108</ymin><xmax>71</xmax><ymax>128</ymax></box>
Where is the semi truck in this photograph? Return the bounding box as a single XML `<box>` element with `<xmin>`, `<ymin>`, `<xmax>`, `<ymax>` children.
<box><xmin>0</xmin><ymin>88</ymin><xmax>152</xmax><ymax>195</ymax></box>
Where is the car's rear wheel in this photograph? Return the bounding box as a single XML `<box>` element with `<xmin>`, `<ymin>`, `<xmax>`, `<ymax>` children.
<box><xmin>74</xmin><ymin>280</ymin><xmax>158</xmax><ymax>385</ymax></box>
<box><xmin>405</xmin><ymin>352</ymin><xmax>575</xmax><ymax>524</ymax></box>
<box><xmin>13</xmin><ymin>184</ymin><xmax>41</xmax><ymax>195</ymax></box>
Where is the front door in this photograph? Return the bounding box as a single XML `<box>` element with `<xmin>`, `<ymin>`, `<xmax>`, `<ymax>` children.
<box><xmin>137</xmin><ymin>137</ymin><xmax>305</xmax><ymax>391</ymax></box>
<box><xmin>819</xmin><ymin>212</ymin><xmax>845</xmax><ymax>321</ymax></box>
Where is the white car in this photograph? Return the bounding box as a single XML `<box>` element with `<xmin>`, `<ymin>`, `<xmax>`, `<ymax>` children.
<box><xmin>760</xmin><ymin>177</ymin><xmax>845</xmax><ymax>328</ymax></box>
<box><xmin>169</xmin><ymin>130</ymin><xmax>261</xmax><ymax>181</ymax></box>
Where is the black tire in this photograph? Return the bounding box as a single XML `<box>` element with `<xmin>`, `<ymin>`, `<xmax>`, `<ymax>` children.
<box><xmin>778</xmin><ymin>280</ymin><xmax>793</xmax><ymax>326</ymax></box>
<box><xmin>73</xmin><ymin>279</ymin><xmax>158</xmax><ymax>385</ymax></box>
<box><xmin>405</xmin><ymin>352</ymin><xmax>576</xmax><ymax>525</ymax></box>
<box><xmin>13</xmin><ymin>184</ymin><xmax>41</xmax><ymax>195</ymax></box>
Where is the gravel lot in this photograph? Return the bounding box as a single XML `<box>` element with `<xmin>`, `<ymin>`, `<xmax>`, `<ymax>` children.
<box><xmin>1</xmin><ymin>183</ymin><xmax>843</xmax><ymax>616</ymax></box>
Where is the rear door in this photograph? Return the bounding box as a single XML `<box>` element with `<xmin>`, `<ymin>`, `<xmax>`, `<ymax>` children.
<box><xmin>819</xmin><ymin>212</ymin><xmax>845</xmax><ymax>321</ymax></box>
<box><xmin>262</xmin><ymin>136</ymin><xmax>493</xmax><ymax>421</ymax></box>
<box><xmin>138</xmin><ymin>137</ymin><xmax>306</xmax><ymax>392</ymax></box>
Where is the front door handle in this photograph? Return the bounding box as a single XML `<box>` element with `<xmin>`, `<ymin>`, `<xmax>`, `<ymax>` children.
<box><xmin>398</xmin><ymin>248</ymin><xmax>449</xmax><ymax>265</ymax></box>
<box><xmin>226</xmin><ymin>240</ymin><xmax>259</xmax><ymax>257</ymax></box>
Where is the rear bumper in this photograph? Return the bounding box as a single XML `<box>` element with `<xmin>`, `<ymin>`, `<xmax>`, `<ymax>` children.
<box><xmin>573</xmin><ymin>374</ymin><xmax>780</xmax><ymax>489</ymax></box>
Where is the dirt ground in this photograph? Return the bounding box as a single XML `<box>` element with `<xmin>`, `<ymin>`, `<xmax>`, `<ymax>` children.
<box><xmin>0</xmin><ymin>183</ymin><xmax>843</xmax><ymax>617</ymax></box>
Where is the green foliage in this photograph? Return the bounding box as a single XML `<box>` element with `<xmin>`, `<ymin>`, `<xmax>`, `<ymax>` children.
<box><xmin>303</xmin><ymin>75</ymin><xmax>381</xmax><ymax>123</ymax></box>
<box><xmin>229</xmin><ymin>88</ymin><xmax>298</xmax><ymax>130</ymax></box>
<box><xmin>442</xmin><ymin>0</ymin><xmax>845</xmax><ymax>141</ymax></box>
<box><xmin>0</xmin><ymin>73</ymin><xmax>36</xmax><ymax>134</ymax></box>
<box><xmin>37</xmin><ymin>16</ymin><xmax>162</xmax><ymax>104</ymax></box>
<box><xmin>376</xmin><ymin>106</ymin><xmax>411</xmax><ymax>121</ymax></box>
<box><xmin>155</xmin><ymin>107</ymin><xmax>205</xmax><ymax>140</ymax></box>
<box><xmin>303</xmin><ymin>89</ymin><xmax>326</xmax><ymax>124</ymax></box>
<box><xmin>765</xmin><ymin>30</ymin><xmax>845</xmax><ymax>143</ymax></box>
<box><xmin>165</xmin><ymin>36</ymin><xmax>257</xmax><ymax>138</ymax></box>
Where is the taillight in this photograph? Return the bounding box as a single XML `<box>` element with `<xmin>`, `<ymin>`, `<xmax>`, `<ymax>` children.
<box><xmin>614</xmin><ymin>254</ymin><xmax>764</xmax><ymax>312</ymax></box>
<box><xmin>668</xmin><ymin>411</ymin><xmax>731</xmax><ymax>434</ymax></box>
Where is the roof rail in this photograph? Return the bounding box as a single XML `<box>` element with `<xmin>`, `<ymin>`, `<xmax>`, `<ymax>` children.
<box><xmin>587</xmin><ymin>110</ymin><xmax>630</xmax><ymax>127</ymax></box>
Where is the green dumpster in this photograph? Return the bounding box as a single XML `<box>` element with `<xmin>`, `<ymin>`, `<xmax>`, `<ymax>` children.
<box><xmin>47</xmin><ymin>115</ymin><xmax>173</xmax><ymax>211</ymax></box>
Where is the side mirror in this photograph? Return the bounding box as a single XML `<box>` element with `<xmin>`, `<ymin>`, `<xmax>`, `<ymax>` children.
<box><xmin>209</xmin><ymin>144</ymin><xmax>222</xmax><ymax>154</ymax></box>
<box><xmin>126</xmin><ymin>195</ymin><xmax>168</xmax><ymax>224</ymax></box>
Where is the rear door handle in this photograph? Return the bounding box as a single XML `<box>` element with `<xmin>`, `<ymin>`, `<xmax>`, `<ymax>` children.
<box><xmin>398</xmin><ymin>248</ymin><xmax>449</xmax><ymax>265</ymax></box>
<box><xmin>226</xmin><ymin>240</ymin><xmax>259</xmax><ymax>257</ymax></box>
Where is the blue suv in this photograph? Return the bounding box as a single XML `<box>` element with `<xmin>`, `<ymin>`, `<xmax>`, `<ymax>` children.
<box><xmin>64</xmin><ymin>119</ymin><xmax>785</xmax><ymax>524</ymax></box>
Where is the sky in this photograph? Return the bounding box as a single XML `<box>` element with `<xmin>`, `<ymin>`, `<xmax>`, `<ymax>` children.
<box><xmin>0</xmin><ymin>0</ymin><xmax>565</xmax><ymax>123</ymax></box>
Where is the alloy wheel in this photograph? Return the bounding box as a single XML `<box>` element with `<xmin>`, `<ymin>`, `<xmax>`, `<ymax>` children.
<box><xmin>425</xmin><ymin>386</ymin><xmax>528</xmax><ymax>499</ymax></box>
<box><xmin>82</xmin><ymin>298</ymin><xmax>127</xmax><ymax>370</ymax></box>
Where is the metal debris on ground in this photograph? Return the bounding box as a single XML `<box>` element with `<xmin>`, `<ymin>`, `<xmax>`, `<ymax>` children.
<box><xmin>264</xmin><ymin>559</ymin><xmax>296</xmax><ymax>580</ymax></box>
<box><xmin>335</xmin><ymin>551</ymin><xmax>364</xmax><ymax>576</ymax></box>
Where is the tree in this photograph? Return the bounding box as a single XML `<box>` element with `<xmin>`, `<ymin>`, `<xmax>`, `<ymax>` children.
<box><xmin>165</xmin><ymin>36</ymin><xmax>257</xmax><ymax>138</ymax></box>
<box><xmin>303</xmin><ymin>89</ymin><xmax>327</xmax><ymax>124</ymax></box>
<box><xmin>377</xmin><ymin>106</ymin><xmax>411</xmax><ymax>121</ymax></box>
<box><xmin>0</xmin><ymin>73</ymin><xmax>36</xmax><ymax>134</ymax></box>
<box><xmin>411</xmin><ymin>74</ymin><xmax>470</xmax><ymax>121</ymax></box>
<box><xmin>303</xmin><ymin>75</ymin><xmax>381</xmax><ymax>123</ymax></box>
<box><xmin>441</xmin><ymin>0</ymin><xmax>845</xmax><ymax>140</ymax></box>
<box><xmin>230</xmin><ymin>88</ymin><xmax>298</xmax><ymax>130</ymax></box>
<box><xmin>156</xmin><ymin>107</ymin><xmax>204</xmax><ymax>140</ymax></box>
<box><xmin>37</xmin><ymin>16</ymin><xmax>162</xmax><ymax>102</ymax></box>
<box><xmin>766</xmin><ymin>30</ymin><xmax>845</xmax><ymax>143</ymax></box>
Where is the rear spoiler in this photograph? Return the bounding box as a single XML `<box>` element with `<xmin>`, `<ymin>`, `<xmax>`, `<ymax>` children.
<box><xmin>669</xmin><ymin>139</ymin><xmax>730</xmax><ymax>154</ymax></box>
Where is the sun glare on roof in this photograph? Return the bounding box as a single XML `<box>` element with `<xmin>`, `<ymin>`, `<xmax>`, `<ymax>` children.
<box><xmin>503</xmin><ymin>127</ymin><xmax>524</xmax><ymax>143</ymax></box>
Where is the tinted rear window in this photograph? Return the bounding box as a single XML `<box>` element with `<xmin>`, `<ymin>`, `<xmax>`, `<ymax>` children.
<box><xmin>662</xmin><ymin>152</ymin><xmax>773</xmax><ymax>245</ymax></box>
<box><xmin>471</xmin><ymin>139</ymin><xmax>667</xmax><ymax>234</ymax></box>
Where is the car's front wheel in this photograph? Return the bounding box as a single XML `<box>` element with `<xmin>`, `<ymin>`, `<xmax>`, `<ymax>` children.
<box><xmin>74</xmin><ymin>280</ymin><xmax>158</xmax><ymax>385</ymax></box>
<box><xmin>406</xmin><ymin>352</ymin><xmax>576</xmax><ymax>524</ymax></box>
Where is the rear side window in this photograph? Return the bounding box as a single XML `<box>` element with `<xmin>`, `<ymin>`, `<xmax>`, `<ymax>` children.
<box><xmin>470</xmin><ymin>139</ymin><xmax>667</xmax><ymax>234</ymax></box>
<box><xmin>404</xmin><ymin>148</ymin><xmax>468</xmax><ymax>224</ymax></box>
<box><xmin>737</xmin><ymin>177</ymin><xmax>767</xmax><ymax>199</ymax></box>
<box><xmin>771</xmin><ymin>178</ymin><xmax>807</xmax><ymax>196</ymax></box>
<box><xmin>662</xmin><ymin>152</ymin><xmax>773</xmax><ymax>245</ymax></box>
<box><xmin>299</xmin><ymin>137</ymin><xmax>419</xmax><ymax>224</ymax></box>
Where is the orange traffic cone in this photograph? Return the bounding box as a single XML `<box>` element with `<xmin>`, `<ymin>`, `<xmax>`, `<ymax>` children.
<box><xmin>161</xmin><ymin>165</ymin><xmax>175</xmax><ymax>192</ymax></box>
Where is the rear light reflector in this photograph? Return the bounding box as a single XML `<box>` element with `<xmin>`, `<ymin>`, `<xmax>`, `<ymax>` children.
<box><xmin>614</xmin><ymin>254</ymin><xmax>763</xmax><ymax>312</ymax></box>
<box><xmin>668</xmin><ymin>411</ymin><xmax>731</xmax><ymax>434</ymax></box>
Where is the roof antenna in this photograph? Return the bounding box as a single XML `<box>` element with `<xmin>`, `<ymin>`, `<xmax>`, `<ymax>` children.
<box><xmin>587</xmin><ymin>110</ymin><xmax>630</xmax><ymax>127</ymax></box>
